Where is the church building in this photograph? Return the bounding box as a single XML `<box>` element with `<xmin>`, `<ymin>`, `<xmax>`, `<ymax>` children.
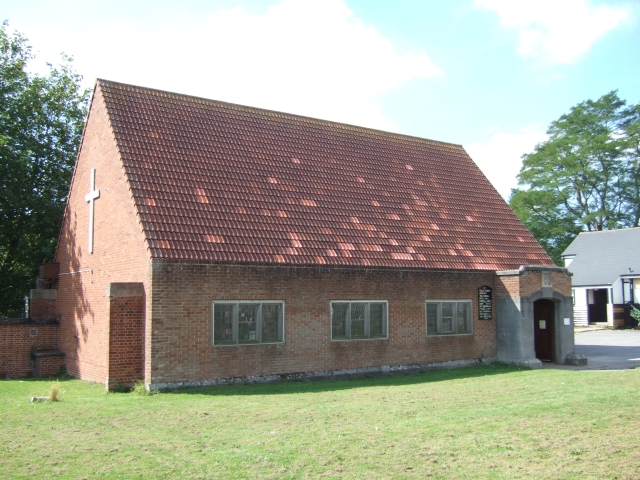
<box><xmin>36</xmin><ymin>79</ymin><xmax>581</xmax><ymax>389</ymax></box>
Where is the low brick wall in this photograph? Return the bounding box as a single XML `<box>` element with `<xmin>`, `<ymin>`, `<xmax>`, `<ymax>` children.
<box><xmin>0</xmin><ymin>321</ymin><xmax>60</xmax><ymax>379</ymax></box>
<box><xmin>34</xmin><ymin>351</ymin><xmax>66</xmax><ymax>377</ymax></box>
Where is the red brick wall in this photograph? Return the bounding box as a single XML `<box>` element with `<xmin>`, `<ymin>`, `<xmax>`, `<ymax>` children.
<box><xmin>0</xmin><ymin>324</ymin><xmax>59</xmax><ymax>378</ymax></box>
<box><xmin>108</xmin><ymin>285</ymin><xmax>145</xmax><ymax>388</ymax></box>
<box><xmin>519</xmin><ymin>271</ymin><xmax>543</xmax><ymax>298</ymax></box>
<box><xmin>55</xmin><ymin>85</ymin><xmax>151</xmax><ymax>384</ymax></box>
<box><xmin>549</xmin><ymin>271</ymin><xmax>572</xmax><ymax>297</ymax></box>
<box><xmin>30</xmin><ymin>298</ymin><xmax>57</xmax><ymax>321</ymax></box>
<box><xmin>37</xmin><ymin>355</ymin><xmax>66</xmax><ymax>377</ymax></box>
<box><xmin>496</xmin><ymin>269</ymin><xmax>571</xmax><ymax>300</ymax></box>
<box><xmin>495</xmin><ymin>275</ymin><xmax>520</xmax><ymax>298</ymax></box>
<box><xmin>148</xmin><ymin>262</ymin><xmax>497</xmax><ymax>385</ymax></box>
<box><xmin>519</xmin><ymin>270</ymin><xmax>572</xmax><ymax>298</ymax></box>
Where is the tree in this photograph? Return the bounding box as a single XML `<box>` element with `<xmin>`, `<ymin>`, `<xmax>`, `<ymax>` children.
<box><xmin>510</xmin><ymin>91</ymin><xmax>640</xmax><ymax>266</ymax></box>
<box><xmin>0</xmin><ymin>22</ymin><xmax>90</xmax><ymax>316</ymax></box>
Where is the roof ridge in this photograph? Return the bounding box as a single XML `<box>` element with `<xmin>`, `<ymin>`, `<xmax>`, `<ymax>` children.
<box><xmin>96</xmin><ymin>78</ymin><xmax>464</xmax><ymax>150</ymax></box>
<box><xmin>578</xmin><ymin>227</ymin><xmax>640</xmax><ymax>235</ymax></box>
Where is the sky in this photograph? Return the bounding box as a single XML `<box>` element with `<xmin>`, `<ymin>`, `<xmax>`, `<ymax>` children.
<box><xmin>2</xmin><ymin>0</ymin><xmax>639</xmax><ymax>198</ymax></box>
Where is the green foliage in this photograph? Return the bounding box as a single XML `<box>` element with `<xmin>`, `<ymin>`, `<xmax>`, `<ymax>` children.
<box><xmin>510</xmin><ymin>91</ymin><xmax>640</xmax><ymax>265</ymax></box>
<box><xmin>54</xmin><ymin>365</ymin><xmax>70</xmax><ymax>378</ymax></box>
<box><xmin>48</xmin><ymin>380</ymin><xmax>62</xmax><ymax>401</ymax></box>
<box><xmin>0</xmin><ymin>22</ymin><xmax>90</xmax><ymax>315</ymax></box>
<box><xmin>630</xmin><ymin>304</ymin><xmax>640</xmax><ymax>322</ymax></box>
<box><xmin>132</xmin><ymin>380</ymin><xmax>153</xmax><ymax>396</ymax></box>
<box><xmin>509</xmin><ymin>189</ymin><xmax>582</xmax><ymax>265</ymax></box>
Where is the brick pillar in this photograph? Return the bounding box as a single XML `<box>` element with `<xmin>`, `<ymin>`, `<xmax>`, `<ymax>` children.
<box><xmin>108</xmin><ymin>283</ymin><xmax>145</xmax><ymax>389</ymax></box>
<box><xmin>29</xmin><ymin>289</ymin><xmax>57</xmax><ymax>320</ymax></box>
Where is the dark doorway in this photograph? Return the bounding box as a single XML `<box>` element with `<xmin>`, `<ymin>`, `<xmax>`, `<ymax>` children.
<box><xmin>534</xmin><ymin>299</ymin><xmax>555</xmax><ymax>362</ymax></box>
<box><xmin>588</xmin><ymin>289</ymin><xmax>608</xmax><ymax>324</ymax></box>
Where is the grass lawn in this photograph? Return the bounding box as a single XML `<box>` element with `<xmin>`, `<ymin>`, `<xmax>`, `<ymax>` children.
<box><xmin>1</xmin><ymin>364</ymin><xmax>639</xmax><ymax>479</ymax></box>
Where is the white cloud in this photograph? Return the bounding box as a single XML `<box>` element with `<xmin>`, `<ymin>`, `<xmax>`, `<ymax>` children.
<box><xmin>465</xmin><ymin>125</ymin><xmax>547</xmax><ymax>199</ymax></box>
<box><xmin>18</xmin><ymin>0</ymin><xmax>441</xmax><ymax>131</ymax></box>
<box><xmin>475</xmin><ymin>0</ymin><xmax>628</xmax><ymax>64</ymax></box>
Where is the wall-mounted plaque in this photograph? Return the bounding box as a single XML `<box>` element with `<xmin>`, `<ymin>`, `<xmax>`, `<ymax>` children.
<box><xmin>478</xmin><ymin>286</ymin><xmax>492</xmax><ymax>320</ymax></box>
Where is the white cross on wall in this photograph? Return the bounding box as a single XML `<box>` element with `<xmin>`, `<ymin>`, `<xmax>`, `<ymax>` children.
<box><xmin>84</xmin><ymin>168</ymin><xmax>100</xmax><ymax>253</ymax></box>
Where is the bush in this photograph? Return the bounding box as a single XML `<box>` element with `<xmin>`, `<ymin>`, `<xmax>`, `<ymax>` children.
<box><xmin>55</xmin><ymin>365</ymin><xmax>71</xmax><ymax>378</ymax></box>
<box><xmin>630</xmin><ymin>305</ymin><xmax>640</xmax><ymax>327</ymax></box>
<box><xmin>49</xmin><ymin>381</ymin><xmax>62</xmax><ymax>401</ymax></box>
<box><xmin>132</xmin><ymin>380</ymin><xmax>152</xmax><ymax>397</ymax></box>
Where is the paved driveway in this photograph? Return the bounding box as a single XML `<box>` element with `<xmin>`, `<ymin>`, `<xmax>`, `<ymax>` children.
<box><xmin>572</xmin><ymin>329</ymin><xmax>640</xmax><ymax>370</ymax></box>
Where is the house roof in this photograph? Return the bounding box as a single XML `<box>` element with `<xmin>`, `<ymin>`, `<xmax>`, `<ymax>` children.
<box><xmin>96</xmin><ymin>79</ymin><xmax>553</xmax><ymax>270</ymax></box>
<box><xmin>562</xmin><ymin>228</ymin><xmax>640</xmax><ymax>286</ymax></box>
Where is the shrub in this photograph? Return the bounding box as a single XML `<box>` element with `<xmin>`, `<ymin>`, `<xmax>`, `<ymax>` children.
<box><xmin>49</xmin><ymin>381</ymin><xmax>62</xmax><ymax>402</ymax></box>
<box><xmin>630</xmin><ymin>305</ymin><xmax>640</xmax><ymax>327</ymax></box>
<box><xmin>132</xmin><ymin>380</ymin><xmax>152</xmax><ymax>397</ymax></box>
<box><xmin>55</xmin><ymin>365</ymin><xmax>71</xmax><ymax>378</ymax></box>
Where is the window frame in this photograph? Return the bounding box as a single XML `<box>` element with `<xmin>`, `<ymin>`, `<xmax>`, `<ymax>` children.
<box><xmin>212</xmin><ymin>300</ymin><xmax>285</xmax><ymax>346</ymax></box>
<box><xmin>425</xmin><ymin>299</ymin><xmax>473</xmax><ymax>336</ymax></box>
<box><xmin>330</xmin><ymin>300</ymin><xmax>389</xmax><ymax>341</ymax></box>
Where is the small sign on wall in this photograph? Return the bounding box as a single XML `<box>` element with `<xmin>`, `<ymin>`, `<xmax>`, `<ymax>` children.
<box><xmin>478</xmin><ymin>286</ymin><xmax>492</xmax><ymax>320</ymax></box>
<box><xmin>539</xmin><ymin>320</ymin><xmax>546</xmax><ymax>330</ymax></box>
<box><xmin>542</xmin><ymin>271</ymin><xmax>552</xmax><ymax>288</ymax></box>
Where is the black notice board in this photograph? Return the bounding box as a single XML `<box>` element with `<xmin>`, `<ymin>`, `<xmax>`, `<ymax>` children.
<box><xmin>478</xmin><ymin>286</ymin><xmax>492</xmax><ymax>320</ymax></box>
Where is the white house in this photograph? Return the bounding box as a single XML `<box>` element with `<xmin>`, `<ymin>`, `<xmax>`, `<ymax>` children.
<box><xmin>562</xmin><ymin>228</ymin><xmax>640</xmax><ymax>327</ymax></box>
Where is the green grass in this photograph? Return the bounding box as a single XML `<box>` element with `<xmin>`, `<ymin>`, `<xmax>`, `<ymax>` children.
<box><xmin>1</xmin><ymin>365</ymin><xmax>639</xmax><ymax>479</ymax></box>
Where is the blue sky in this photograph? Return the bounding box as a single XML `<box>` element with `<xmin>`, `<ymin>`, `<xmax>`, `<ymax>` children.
<box><xmin>3</xmin><ymin>0</ymin><xmax>638</xmax><ymax>198</ymax></box>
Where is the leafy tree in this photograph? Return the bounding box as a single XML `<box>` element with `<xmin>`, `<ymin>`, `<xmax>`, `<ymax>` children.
<box><xmin>621</xmin><ymin>101</ymin><xmax>640</xmax><ymax>227</ymax></box>
<box><xmin>0</xmin><ymin>22</ymin><xmax>90</xmax><ymax>316</ymax></box>
<box><xmin>510</xmin><ymin>91</ymin><xmax>640</xmax><ymax>265</ymax></box>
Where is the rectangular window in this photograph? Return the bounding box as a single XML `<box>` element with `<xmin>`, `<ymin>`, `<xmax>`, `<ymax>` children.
<box><xmin>426</xmin><ymin>300</ymin><xmax>473</xmax><ymax>336</ymax></box>
<box><xmin>331</xmin><ymin>301</ymin><xmax>388</xmax><ymax>340</ymax></box>
<box><xmin>212</xmin><ymin>301</ymin><xmax>284</xmax><ymax>346</ymax></box>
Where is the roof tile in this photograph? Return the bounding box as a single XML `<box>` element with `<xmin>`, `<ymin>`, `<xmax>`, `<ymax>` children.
<box><xmin>97</xmin><ymin>79</ymin><xmax>553</xmax><ymax>270</ymax></box>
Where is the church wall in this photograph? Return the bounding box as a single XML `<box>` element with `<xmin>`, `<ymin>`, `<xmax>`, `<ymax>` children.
<box><xmin>55</xmin><ymin>86</ymin><xmax>151</xmax><ymax>385</ymax></box>
<box><xmin>147</xmin><ymin>262</ymin><xmax>497</xmax><ymax>387</ymax></box>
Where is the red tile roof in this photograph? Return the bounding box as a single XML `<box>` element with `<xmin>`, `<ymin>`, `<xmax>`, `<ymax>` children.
<box><xmin>97</xmin><ymin>79</ymin><xmax>553</xmax><ymax>270</ymax></box>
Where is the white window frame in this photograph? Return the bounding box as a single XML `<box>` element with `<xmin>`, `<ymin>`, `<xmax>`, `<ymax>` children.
<box><xmin>426</xmin><ymin>300</ymin><xmax>473</xmax><ymax>336</ymax></box>
<box><xmin>212</xmin><ymin>301</ymin><xmax>285</xmax><ymax>346</ymax></box>
<box><xmin>330</xmin><ymin>300</ymin><xmax>389</xmax><ymax>341</ymax></box>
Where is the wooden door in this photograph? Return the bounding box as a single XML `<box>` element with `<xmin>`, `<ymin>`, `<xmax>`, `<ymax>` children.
<box><xmin>534</xmin><ymin>299</ymin><xmax>555</xmax><ymax>362</ymax></box>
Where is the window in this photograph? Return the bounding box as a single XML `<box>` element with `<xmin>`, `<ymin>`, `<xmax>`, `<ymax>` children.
<box><xmin>331</xmin><ymin>301</ymin><xmax>388</xmax><ymax>340</ymax></box>
<box><xmin>426</xmin><ymin>300</ymin><xmax>472</xmax><ymax>336</ymax></box>
<box><xmin>212</xmin><ymin>301</ymin><xmax>284</xmax><ymax>345</ymax></box>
